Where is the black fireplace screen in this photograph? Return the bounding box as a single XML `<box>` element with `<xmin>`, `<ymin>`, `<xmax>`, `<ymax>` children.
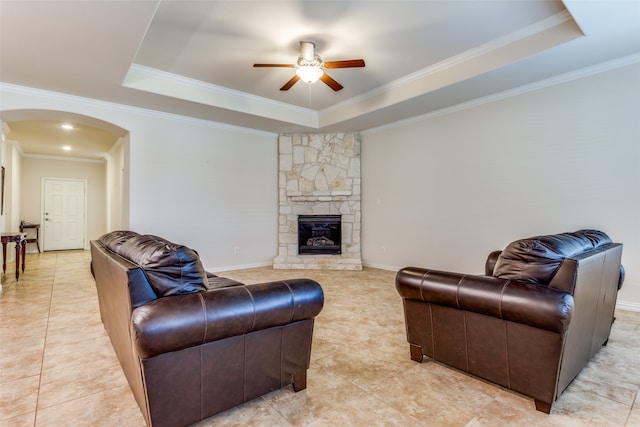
<box><xmin>298</xmin><ymin>215</ymin><xmax>341</xmax><ymax>255</ymax></box>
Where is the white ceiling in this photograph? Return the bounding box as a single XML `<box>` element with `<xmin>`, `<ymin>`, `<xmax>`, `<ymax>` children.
<box><xmin>1</xmin><ymin>0</ymin><xmax>639</xmax><ymax>159</ymax></box>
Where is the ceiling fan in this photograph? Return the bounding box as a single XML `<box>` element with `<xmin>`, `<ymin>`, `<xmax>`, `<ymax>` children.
<box><xmin>253</xmin><ymin>41</ymin><xmax>365</xmax><ymax>91</ymax></box>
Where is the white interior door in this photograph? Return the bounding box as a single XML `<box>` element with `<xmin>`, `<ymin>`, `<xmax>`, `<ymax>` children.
<box><xmin>43</xmin><ymin>179</ymin><xmax>86</xmax><ymax>251</ymax></box>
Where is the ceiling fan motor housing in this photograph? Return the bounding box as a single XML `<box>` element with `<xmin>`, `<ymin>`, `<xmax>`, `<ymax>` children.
<box><xmin>296</xmin><ymin>42</ymin><xmax>324</xmax><ymax>83</ymax></box>
<box><xmin>300</xmin><ymin>41</ymin><xmax>316</xmax><ymax>61</ymax></box>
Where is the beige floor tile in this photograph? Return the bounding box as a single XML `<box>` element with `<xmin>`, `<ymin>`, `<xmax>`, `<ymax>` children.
<box><xmin>0</xmin><ymin>327</ymin><xmax>45</xmax><ymax>351</ymax></box>
<box><xmin>45</xmin><ymin>307</ymin><xmax>104</xmax><ymax>334</ymax></box>
<box><xmin>193</xmin><ymin>396</ymin><xmax>291</xmax><ymax>426</ymax></box>
<box><xmin>0</xmin><ymin>347</ymin><xmax>44</xmax><ymax>383</ymax></box>
<box><xmin>34</xmin><ymin>384</ymin><xmax>145</xmax><ymax>427</ymax></box>
<box><xmin>549</xmin><ymin>387</ymin><xmax>631</xmax><ymax>426</ymax></box>
<box><xmin>44</xmin><ymin>322</ymin><xmax>107</xmax><ymax>347</ymax></box>
<box><xmin>304</xmin><ymin>394</ymin><xmax>419</xmax><ymax>427</ymax></box>
<box><xmin>38</xmin><ymin>355</ymin><xmax>128</xmax><ymax>410</ymax></box>
<box><xmin>627</xmin><ymin>399</ymin><xmax>640</xmax><ymax>426</ymax></box>
<box><xmin>0</xmin><ymin>291</ymin><xmax>52</xmax><ymax>310</ymax></box>
<box><xmin>466</xmin><ymin>395</ymin><xmax>568</xmax><ymax>427</ymax></box>
<box><xmin>314</xmin><ymin>330</ymin><xmax>415</xmax><ymax>392</ymax></box>
<box><xmin>567</xmin><ymin>344</ymin><xmax>640</xmax><ymax>407</ymax></box>
<box><xmin>40</xmin><ymin>334</ymin><xmax>117</xmax><ymax>375</ymax></box>
<box><xmin>369</xmin><ymin>362</ymin><xmax>504</xmax><ymax>426</ymax></box>
<box><xmin>0</xmin><ymin>375</ymin><xmax>40</xmax><ymax>421</ymax></box>
<box><xmin>260</xmin><ymin>366</ymin><xmax>371</xmax><ymax>426</ymax></box>
<box><xmin>0</xmin><ymin>411</ymin><xmax>35</xmax><ymax>427</ymax></box>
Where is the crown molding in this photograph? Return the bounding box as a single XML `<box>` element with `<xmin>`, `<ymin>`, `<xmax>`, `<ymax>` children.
<box><xmin>362</xmin><ymin>52</ymin><xmax>640</xmax><ymax>135</ymax></box>
<box><xmin>0</xmin><ymin>82</ymin><xmax>278</xmax><ymax>137</ymax></box>
<box><xmin>23</xmin><ymin>152</ymin><xmax>105</xmax><ymax>163</ymax></box>
<box><xmin>123</xmin><ymin>64</ymin><xmax>318</xmax><ymax>128</ymax></box>
<box><xmin>343</xmin><ymin>10</ymin><xmax>575</xmax><ymax>110</ymax></box>
<box><xmin>321</xmin><ymin>10</ymin><xmax>580</xmax><ymax>127</ymax></box>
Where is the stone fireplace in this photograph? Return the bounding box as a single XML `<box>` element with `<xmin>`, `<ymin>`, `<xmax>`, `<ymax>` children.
<box><xmin>274</xmin><ymin>133</ymin><xmax>362</xmax><ymax>270</ymax></box>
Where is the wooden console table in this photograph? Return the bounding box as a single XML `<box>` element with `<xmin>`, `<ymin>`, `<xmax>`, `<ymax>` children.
<box><xmin>1</xmin><ymin>232</ymin><xmax>27</xmax><ymax>280</ymax></box>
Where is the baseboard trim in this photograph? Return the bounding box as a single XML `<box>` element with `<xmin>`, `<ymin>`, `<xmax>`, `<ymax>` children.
<box><xmin>362</xmin><ymin>262</ymin><xmax>400</xmax><ymax>272</ymax></box>
<box><xmin>205</xmin><ymin>262</ymin><xmax>273</xmax><ymax>273</ymax></box>
<box><xmin>616</xmin><ymin>301</ymin><xmax>640</xmax><ymax>312</ymax></box>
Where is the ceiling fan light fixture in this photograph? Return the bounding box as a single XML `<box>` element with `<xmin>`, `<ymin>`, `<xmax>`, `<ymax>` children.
<box><xmin>255</xmin><ymin>41</ymin><xmax>363</xmax><ymax>91</ymax></box>
<box><xmin>296</xmin><ymin>65</ymin><xmax>324</xmax><ymax>84</ymax></box>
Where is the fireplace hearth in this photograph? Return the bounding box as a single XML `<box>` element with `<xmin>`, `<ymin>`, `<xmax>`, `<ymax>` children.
<box><xmin>298</xmin><ymin>215</ymin><xmax>341</xmax><ymax>255</ymax></box>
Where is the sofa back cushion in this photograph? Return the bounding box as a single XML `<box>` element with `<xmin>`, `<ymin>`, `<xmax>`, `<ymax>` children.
<box><xmin>99</xmin><ymin>232</ymin><xmax>208</xmax><ymax>297</ymax></box>
<box><xmin>493</xmin><ymin>230</ymin><xmax>611</xmax><ymax>285</ymax></box>
<box><xmin>98</xmin><ymin>230</ymin><xmax>140</xmax><ymax>249</ymax></box>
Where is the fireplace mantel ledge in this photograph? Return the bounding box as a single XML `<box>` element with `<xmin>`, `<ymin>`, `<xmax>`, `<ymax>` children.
<box><xmin>286</xmin><ymin>190</ymin><xmax>356</xmax><ymax>202</ymax></box>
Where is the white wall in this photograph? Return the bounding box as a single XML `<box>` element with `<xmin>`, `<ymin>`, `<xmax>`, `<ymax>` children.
<box><xmin>106</xmin><ymin>138</ymin><xmax>125</xmax><ymax>231</ymax></box>
<box><xmin>20</xmin><ymin>156</ymin><xmax>107</xmax><ymax>246</ymax></box>
<box><xmin>0</xmin><ymin>84</ymin><xmax>278</xmax><ymax>271</ymax></box>
<box><xmin>3</xmin><ymin>142</ymin><xmax>22</xmax><ymax>233</ymax></box>
<box><xmin>126</xmin><ymin>116</ymin><xmax>278</xmax><ymax>270</ymax></box>
<box><xmin>0</xmin><ymin>141</ymin><xmax>23</xmax><ymax>263</ymax></box>
<box><xmin>361</xmin><ymin>62</ymin><xmax>640</xmax><ymax>308</ymax></box>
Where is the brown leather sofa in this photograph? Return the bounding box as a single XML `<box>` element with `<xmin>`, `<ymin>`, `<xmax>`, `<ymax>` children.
<box><xmin>90</xmin><ymin>231</ymin><xmax>324</xmax><ymax>427</ymax></box>
<box><xmin>396</xmin><ymin>230</ymin><xmax>624</xmax><ymax>413</ymax></box>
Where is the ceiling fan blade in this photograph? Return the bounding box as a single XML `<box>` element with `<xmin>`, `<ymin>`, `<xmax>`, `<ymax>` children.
<box><xmin>280</xmin><ymin>74</ymin><xmax>300</xmax><ymax>91</ymax></box>
<box><xmin>320</xmin><ymin>73</ymin><xmax>343</xmax><ymax>91</ymax></box>
<box><xmin>253</xmin><ymin>63</ymin><xmax>295</xmax><ymax>68</ymax></box>
<box><xmin>323</xmin><ymin>59</ymin><xmax>365</xmax><ymax>69</ymax></box>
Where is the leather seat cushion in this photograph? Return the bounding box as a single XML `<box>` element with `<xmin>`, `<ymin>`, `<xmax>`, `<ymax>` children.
<box><xmin>206</xmin><ymin>272</ymin><xmax>244</xmax><ymax>290</ymax></box>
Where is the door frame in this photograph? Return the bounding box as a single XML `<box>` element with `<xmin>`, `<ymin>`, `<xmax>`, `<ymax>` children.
<box><xmin>41</xmin><ymin>177</ymin><xmax>88</xmax><ymax>251</ymax></box>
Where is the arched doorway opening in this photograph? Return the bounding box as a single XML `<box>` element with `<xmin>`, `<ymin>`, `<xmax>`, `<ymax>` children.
<box><xmin>0</xmin><ymin>109</ymin><xmax>129</xmax><ymax>252</ymax></box>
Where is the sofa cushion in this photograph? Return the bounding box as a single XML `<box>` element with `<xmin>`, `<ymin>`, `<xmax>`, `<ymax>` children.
<box><xmin>205</xmin><ymin>272</ymin><xmax>244</xmax><ymax>290</ymax></box>
<box><xmin>115</xmin><ymin>234</ymin><xmax>208</xmax><ymax>296</ymax></box>
<box><xmin>576</xmin><ymin>229</ymin><xmax>612</xmax><ymax>248</ymax></box>
<box><xmin>99</xmin><ymin>230</ymin><xmax>140</xmax><ymax>250</ymax></box>
<box><xmin>493</xmin><ymin>230</ymin><xmax>611</xmax><ymax>285</ymax></box>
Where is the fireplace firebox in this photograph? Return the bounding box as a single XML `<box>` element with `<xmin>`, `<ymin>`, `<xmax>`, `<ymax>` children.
<box><xmin>298</xmin><ymin>215</ymin><xmax>341</xmax><ymax>255</ymax></box>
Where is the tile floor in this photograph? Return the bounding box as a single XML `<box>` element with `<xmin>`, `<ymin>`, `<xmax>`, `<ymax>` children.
<box><xmin>0</xmin><ymin>250</ymin><xmax>639</xmax><ymax>426</ymax></box>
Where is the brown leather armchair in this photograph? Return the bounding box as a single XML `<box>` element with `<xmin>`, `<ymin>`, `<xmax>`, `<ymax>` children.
<box><xmin>91</xmin><ymin>231</ymin><xmax>324</xmax><ymax>427</ymax></box>
<box><xmin>396</xmin><ymin>230</ymin><xmax>623</xmax><ymax>413</ymax></box>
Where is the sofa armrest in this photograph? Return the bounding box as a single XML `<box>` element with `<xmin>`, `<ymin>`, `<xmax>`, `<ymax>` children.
<box><xmin>131</xmin><ymin>278</ymin><xmax>324</xmax><ymax>359</ymax></box>
<box><xmin>618</xmin><ymin>265</ymin><xmax>625</xmax><ymax>289</ymax></box>
<box><xmin>485</xmin><ymin>250</ymin><xmax>502</xmax><ymax>276</ymax></box>
<box><xmin>396</xmin><ymin>267</ymin><xmax>573</xmax><ymax>334</ymax></box>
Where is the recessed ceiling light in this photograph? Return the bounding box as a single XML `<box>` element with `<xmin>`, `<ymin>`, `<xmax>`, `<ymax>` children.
<box><xmin>61</xmin><ymin>123</ymin><xmax>74</xmax><ymax>130</ymax></box>
<box><xmin>62</xmin><ymin>145</ymin><xmax>72</xmax><ymax>151</ymax></box>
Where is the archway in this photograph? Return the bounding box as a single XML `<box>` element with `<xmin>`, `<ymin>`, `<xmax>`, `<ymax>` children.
<box><xmin>0</xmin><ymin>109</ymin><xmax>130</xmax><ymax>248</ymax></box>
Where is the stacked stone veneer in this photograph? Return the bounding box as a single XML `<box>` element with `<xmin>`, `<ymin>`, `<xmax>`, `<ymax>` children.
<box><xmin>274</xmin><ymin>133</ymin><xmax>362</xmax><ymax>270</ymax></box>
